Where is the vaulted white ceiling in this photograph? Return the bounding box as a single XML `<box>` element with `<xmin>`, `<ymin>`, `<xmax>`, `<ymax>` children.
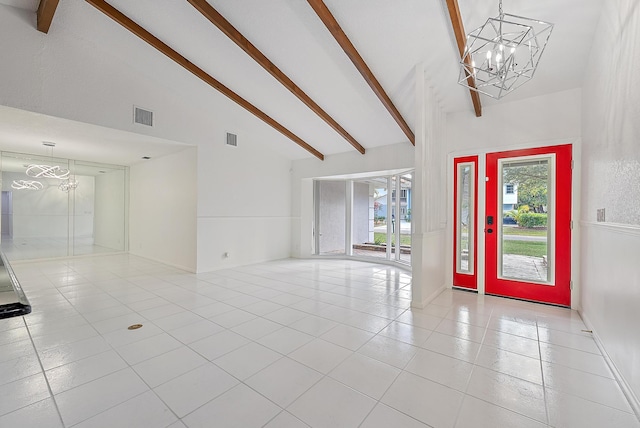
<box><xmin>0</xmin><ymin>0</ymin><xmax>603</xmax><ymax>163</ymax></box>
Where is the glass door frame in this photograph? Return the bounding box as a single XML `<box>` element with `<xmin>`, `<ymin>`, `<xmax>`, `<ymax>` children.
<box><xmin>313</xmin><ymin>169</ymin><xmax>413</xmax><ymax>267</ymax></box>
<box><xmin>453</xmin><ymin>156</ymin><xmax>478</xmax><ymax>290</ymax></box>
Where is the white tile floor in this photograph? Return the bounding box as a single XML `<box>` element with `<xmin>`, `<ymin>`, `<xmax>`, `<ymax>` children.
<box><xmin>1</xmin><ymin>254</ymin><xmax>638</xmax><ymax>428</ymax></box>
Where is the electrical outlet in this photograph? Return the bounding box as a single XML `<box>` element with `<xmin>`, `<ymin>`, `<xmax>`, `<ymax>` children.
<box><xmin>597</xmin><ymin>208</ymin><xmax>605</xmax><ymax>222</ymax></box>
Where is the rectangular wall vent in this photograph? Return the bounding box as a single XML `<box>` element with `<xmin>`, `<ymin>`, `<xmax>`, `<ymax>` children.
<box><xmin>134</xmin><ymin>106</ymin><xmax>154</xmax><ymax>127</ymax></box>
<box><xmin>226</xmin><ymin>132</ymin><xmax>238</xmax><ymax>147</ymax></box>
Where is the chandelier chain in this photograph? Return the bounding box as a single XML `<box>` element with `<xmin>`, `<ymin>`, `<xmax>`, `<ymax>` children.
<box><xmin>498</xmin><ymin>0</ymin><xmax>503</xmax><ymax>17</ymax></box>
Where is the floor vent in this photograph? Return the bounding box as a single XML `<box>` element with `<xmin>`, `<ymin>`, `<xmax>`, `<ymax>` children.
<box><xmin>134</xmin><ymin>106</ymin><xmax>153</xmax><ymax>127</ymax></box>
<box><xmin>226</xmin><ymin>132</ymin><xmax>238</xmax><ymax>147</ymax></box>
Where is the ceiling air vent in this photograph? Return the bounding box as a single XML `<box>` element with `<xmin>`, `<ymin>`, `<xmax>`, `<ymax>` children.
<box><xmin>226</xmin><ymin>132</ymin><xmax>238</xmax><ymax>147</ymax></box>
<box><xmin>133</xmin><ymin>106</ymin><xmax>153</xmax><ymax>127</ymax></box>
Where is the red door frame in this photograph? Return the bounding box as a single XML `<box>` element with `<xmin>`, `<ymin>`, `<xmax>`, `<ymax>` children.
<box><xmin>485</xmin><ymin>144</ymin><xmax>572</xmax><ymax>306</ymax></box>
<box><xmin>453</xmin><ymin>156</ymin><xmax>478</xmax><ymax>290</ymax></box>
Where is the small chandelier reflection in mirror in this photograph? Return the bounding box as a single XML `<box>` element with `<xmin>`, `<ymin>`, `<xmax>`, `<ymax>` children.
<box><xmin>11</xmin><ymin>180</ymin><xmax>43</xmax><ymax>190</ymax></box>
<box><xmin>458</xmin><ymin>0</ymin><xmax>553</xmax><ymax>99</ymax></box>
<box><xmin>26</xmin><ymin>142</ymin><xmax>70</xmax><ymax>179</ymax></box>
<box><xmin>58</xmin><ymin>178</ymin><xmax>79</xmax><ymax>192</ymax></box>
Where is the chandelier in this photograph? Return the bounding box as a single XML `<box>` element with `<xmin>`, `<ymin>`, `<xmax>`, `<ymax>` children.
<box><xmin>458</xmin><ymin>0</ymin><xmax>553</xmax><ymax>99</ymax></box>
<box><xmin>58</xmin><ymin>179</ymin><xmax>79</xmax><ymax>192</ymax></box>
<box><xmin>25</xmin><ymin>142</ymin><xmax>70</xmax><ymax>179</ymax></box>
<box><xmin>11</xmin><ymin>180</ymin><xmax>43</xmax><ymax>190</ymax></box>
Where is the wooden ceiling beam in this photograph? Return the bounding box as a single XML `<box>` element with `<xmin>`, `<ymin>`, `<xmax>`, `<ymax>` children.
<box><xmin>445</xmin><ymin>0</ymin><xmax>482</xmax><ymax>117</ymax></box>
<box><xmin>84</xmin><ymin>0</ymin><xmax>324</xmax><ymax>161</ymax></box>
<box><xmin>307</xmin><ymin>0</ymin><xmax>415</xmax><ymax>145</ymax></box>
<box><xmin>186</xmin><ymin>0</ymin><xmax>365</xmax><ymax>155</ymax></box>
<box><xmin>37</xmin><ymin>0</ymin><xmax>60</xmax><ymax>33</ymax></box>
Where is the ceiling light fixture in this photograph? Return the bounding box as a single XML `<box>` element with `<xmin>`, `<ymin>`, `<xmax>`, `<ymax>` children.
<box><xmin>25</xmin><ymin>142</ymin><xmax>70</xmax><ymax>179</ymax></box>
<box><xmin>58</xmin><ymin>179</ymin><xmax>79</xmax><ymax>192</ymax></box>
<box><xmin>11</xmin><ymin>180</ymin><xmax>43</xmax><ymax>191</ymax></box>
<box><xmin>458</xmin><ymin>0</ymin><xmax>553</xmax><ymax>99</ymax></box>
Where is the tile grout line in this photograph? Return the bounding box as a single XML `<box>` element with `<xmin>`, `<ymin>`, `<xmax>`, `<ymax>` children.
<box><xmin>22</xmin><ymin>316</ymin><xmax>67</xmax><ymax>428</ymax></box>
<box><xmin>537</xmin><ymin>319</ymin><xmax>552</xmax><ymax>427</ymax></box>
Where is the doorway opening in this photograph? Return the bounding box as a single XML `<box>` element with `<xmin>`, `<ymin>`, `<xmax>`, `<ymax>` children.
<box><xmin>314</xmin><ymin>170</ymin><xmax>413</xmax><ymax>266</ymax></box>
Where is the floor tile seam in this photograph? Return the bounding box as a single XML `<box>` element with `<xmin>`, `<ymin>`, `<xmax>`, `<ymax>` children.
<box><xmin>355</xmin><ymin>335</ymin><xmax>418</xmax><ymax>371</ymax></box>
<box><xmin>484</xmin><ymin>325</ymin><xmax>540</xmax><ymax>342</ymax></box>
<box><xmin>543</xmin><ymin>385</ymin><xmax>636</xmax><ymax>415</ymax></box>
<box><xmin>279</xmin><ymin>372</ymin><xmax>380</xmax><ymax>423</ymax></box>
<box><xmin>31</xmin><ymin>328</ymin><xmax>106</xmax><ymax>355</ymax></box>
<box><xmin>177</xmin><ymin>374</ymin><xmax>292</xmax><ymax>422</ymax></box>
<box><xmin>537</xmin><ymin>356</ymin><xmax>615</xmax><ymax>379</ymax></box>
<box><xmin>465</xmin><ymin>366</ymin><xmax>548</xmax><ymax>424</ymax></box>
<box><xmin>186</xmin><ymin>329</ymin><xmax>256</xmax><ymax>363</ymax></box>
<box><xmin>112</xmin><ymin>335</ymin><xmax>184</xmax><ymax>366</ymax></box>
<box><xmin>22</xmin><ymin>316</ymin><xmax>66</xmax><ymax>428</ymax></box>
<box><xmin>244</xmin><ymin>356</ymin><xmax>326</xmax><ymax>406</ymax></box>
<box><xmin>132</xmin><ymin>358</ymin><xmax>210</xmax><ymax>391</ymax></box>
<box><xmin>326</xmin><ymin>361</ymin><xmax>403</xmax><ymax>403</ymax></box>
<box><xmin>402</xmin><ymin>360</ymin><xmax>474</xmax><ymax>395</ymax></box>
<box><xmin>463</xmin><ymin>392</ymin><xmax>552</xmax><ymax>427</ymax></box>
<box><xmin>41</xmin><ymin>341</ymin><xmax>128</xmax><ymax>375</ymax></box>
<box><xmin>152</xmin><ymin>307</ymin><xmax>228</xmax><ymax>333</ymax></box>
<box><xmin>323</xmin><ymin>299</ymin><xmax>407</xmax><ymax>321</ymax></box>
<box><xmin>66</xmin><ymin>386</ymin><xmax>165</xmax><ymax>428</ymax></box>
<box><xmin>375</xmin><ymin>376</ymin><xmax>452</xmax><ymax>428</ymax></box>
<box><xmin>537</xmin><ymin>338</ymin><xmax>603</xmax><ymax>356</ymax></box>
<box><xmin>540</xmin><ymin>359</ymin><xmax>622</xmax><ymax>383</ymax></box>
<box><xmin>45</xmin><ymin>357</ymin><xmax>131</xmax><ymax>397</ymax></box>
<box><xmin>476</xmin><ymin>341</ymin><xmax>544</xmax><ymax>363</ymax></box>
<box><xmin>229</xmin><ymin>322</ymin><xmax>286</xmax><ymax>342</ymax></box>
<box><xmin>468</xmin><ymin>360</ymin><xmax>545</xmax><ymax>387</ymax></box>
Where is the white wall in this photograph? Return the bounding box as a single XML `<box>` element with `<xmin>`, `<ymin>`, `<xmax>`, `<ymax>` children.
<box><xmin>579</xmin><ymin>0</ymin><xmax>640</xmax><ymax>408</ymax></box>
<box><xmin>94</xmin><ymin>169</ymin><xmax>126</xmax><ymax>251</ymax></box>
<box><xmin>411</xmin><ymin>71</ymin><xmax>447</xmax><ymax>307</ymax></box>
<box><xmin>447</xmin><ymin>88</ymin><xmax>582</xmax><ymax>153</ymax></box>
<box><xmin>130</xmin><ymin>148</ymin><xmax>197</xmax><ymax>272</ymax></box>
<box><xmin>196</xmin><ymin>141</ymin><xmax>293</xmax><ymax>272</ymax></box>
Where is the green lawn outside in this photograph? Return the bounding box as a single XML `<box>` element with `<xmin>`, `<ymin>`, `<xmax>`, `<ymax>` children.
<box><xmin>374</xmin><ymin>232</ymin><xmax>411</xmax><ymax>246</ymax></box>
<box><xmin>502</xmin><ymin>226</ymin><xmax>547</xmax><ymax>237</ymax></box>
<box><xmin>503</xmin><ymin>240</ymin><xmax>547</xmax><ymax>257</ymax></box>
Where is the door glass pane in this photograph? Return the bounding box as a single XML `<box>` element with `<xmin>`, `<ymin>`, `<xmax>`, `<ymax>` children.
<box><xmin>73</xmin><ymin>162</ymin><xmax>126</xmax><ymax>256</ymax></box>
<box><xmin>390</xmin><ymin>176</ymin><xmax>397</xmax><ymax>259</ymax></box>
<box><xmin>499</xmin><ymin>157</ymin><xmax>552</xmax><ymax>283</ymax></box>
<box><xmin>398</xmin><ymin>173</ymin><xmax>412</xmax><ymax>264</ymax></box>
<box><xmin>352</xmin><ymin>177</ymin><xmax>386</xmax><ymax>260</ymax></box>
<box><xmin>456</xmin><ymin>163</ymin><xmax>474</xmax><ymax>274</ymax></box>
<box><xmin>316</xmin><ymin>180</ymin><xmax>346</xmax><ymax>255</ymax></box>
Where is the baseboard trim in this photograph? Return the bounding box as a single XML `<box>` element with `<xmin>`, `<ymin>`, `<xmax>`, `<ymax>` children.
<box><xmin>411</xmin><ymin>284</ymin><xmax>446</xmax><ymax>309</ymax></box>
<box><xmin>579</xmin><ymin>311</ymin><xmax>640</xmax><ymax>421</ymax></box>
<box><xmin>128</xmin><ymin>252</ymin><xmax>196</xmax><ymax>273</ymax></box>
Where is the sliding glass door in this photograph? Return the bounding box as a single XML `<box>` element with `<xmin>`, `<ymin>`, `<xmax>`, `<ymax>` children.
<box><xmin>314</xmin><ymin>170</ymin><xmax>413</xmax><ymax>266</ymax></box>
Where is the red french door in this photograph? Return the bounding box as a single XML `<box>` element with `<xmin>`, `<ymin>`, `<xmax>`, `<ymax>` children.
<box><xmin>485</xmin><ymin>144</ymin><xmax>572</xmax><ymax>306</ymax></box>
<box><xmin>453</xmin><ymin>156</ymin><xmax>478</xmax><ymax>289</ymax></box>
